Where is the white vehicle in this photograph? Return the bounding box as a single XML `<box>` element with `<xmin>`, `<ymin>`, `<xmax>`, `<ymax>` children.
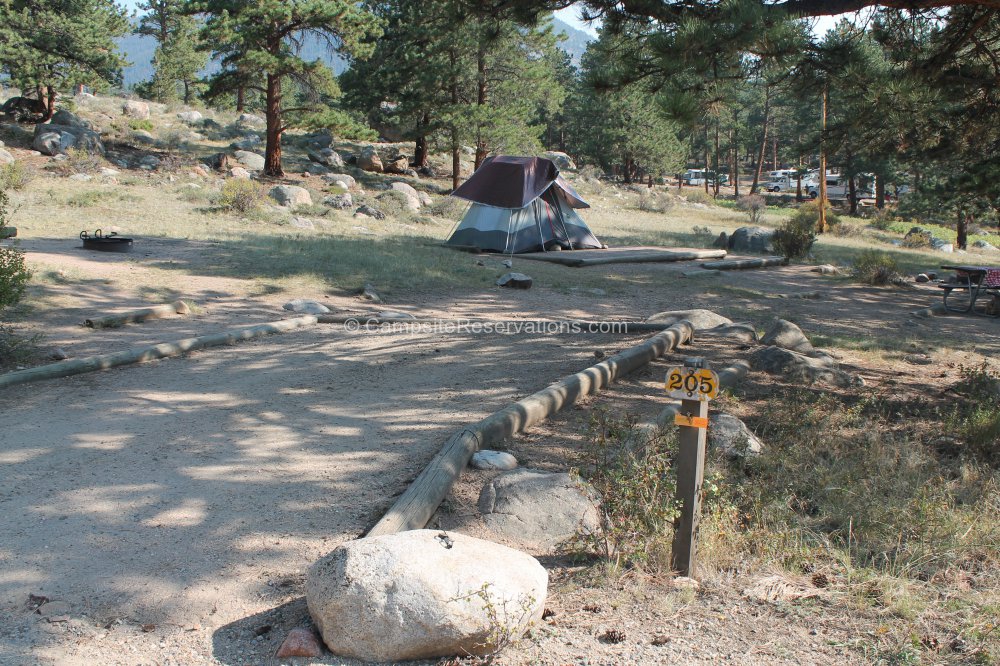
<box><xmin>683</xmin><ymin>168</ymin><xmax>729</xmax><ymax>186</ymax></box>
<box><xmin>807</xmin><ymin>174</ymin><xmax>875</xmax><ymax>201</ymax></box>
<box><xmin>765</xmin><ymin>172</ymin><xmax>810</xmax><ymax>193</ymax></box>
<box><xmin>767</xmin><ymin>169</ymin><xmax>797</xmax><ymax>181</ymax></box>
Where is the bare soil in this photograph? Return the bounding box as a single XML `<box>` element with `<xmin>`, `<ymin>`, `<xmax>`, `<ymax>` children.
<box><xmin>1</xmin><ymin>232</ymin><xmax>995</xmax><ymax>665</ymax></box>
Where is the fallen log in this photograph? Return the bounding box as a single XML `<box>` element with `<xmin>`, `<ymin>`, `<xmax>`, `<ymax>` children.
<box><xmin>0</xmin><ymin>315</ymin><xmax>318</xmax><ymax>389</ymax></box>
<box><xmin>367</xmin><ymin>321</ymin><xmax>695</xmax><ymax>537</ymax></box>
<box><xmin>317</xmin><ymin>315</ymin><xmax>681</xmax><ymax>334</ymax></box>
<box><xmin>699</xmin><ymin>256</ymin><xmax>788</xmax><ymax>270</ymax></box>
<box><xmin>84</xmin><ymin>300</ymin><xmax>191</xmax><ymax>328</ymax></box>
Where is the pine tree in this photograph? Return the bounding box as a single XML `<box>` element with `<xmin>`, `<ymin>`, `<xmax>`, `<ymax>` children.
<box><xmin>0</xmin><ymin>0</ymin><xmax>130</xmax><ymax>120</ymax></box>
<box><xmin>189</xmin><ymin>0</ymin><xmax>381</xmax><ymax>177</ymax></box>
<box><xmin>137</xmin><ymin>0</ymin><xmax>208</xmax><ymax>103</ymax></box>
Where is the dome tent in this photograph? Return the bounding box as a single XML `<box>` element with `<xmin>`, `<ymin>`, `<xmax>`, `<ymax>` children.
<box><xmin>445</xmin><ymin>156</ymin><xmax>602</xmax><ymax>254</ymax></box>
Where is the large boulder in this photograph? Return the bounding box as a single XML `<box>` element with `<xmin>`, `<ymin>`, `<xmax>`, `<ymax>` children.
<box><xmin>749</xmin><ymin>346</ymin><xmax>855</xmax><ymax>387</ymax></box>
<box><xmin>384</xmin><ymin>155</ymin><xmax>410</xmax><ymax>174</ymax></box>
<box><xmin>543</xmin><ymin>151</ymin><xmax>576</xmax><ymax>171</ymax></box>
<box><xmin>322</xmin><ymin>193</ymin><xmax>353</xmax><ymax>210</ymax></box>
<box><xmin>307</xmin><ymin>530</ymin><xmax>547</xmax><ymax>662</ymax></box>
<box><xmin>176</xmin><ymin>110</ymin><xmax>203</xmax><ymax>124</ymax></box>
<box><xmin>389</xmin><ymin>181</ymin><xmax>421</xmax><ymax>210</ymax></box>
<box><xmin>269</xmin><ymin>184</ymin><xmax>312</xmax><ymax>208</ymax></box>
<box><xmin>478</xmin><ymin>469</ymin><xmax>600</xmax><ymax>549</ymax></box>
<box><xmin>0</xmin><ymin>149</ymin><xmax>13</xmax><ymax>165</ymax></box>
<box><xmin>760</xmin><ymin>319</ymin><xmax>815</xmax><ymax>354</ymax></box>
<box><xmin>709</xmin><ymin>414</ymin><xmax>764</xmax><ymax>457</ymax></box>
<box><xmin>233</xmin><ymin>150</ymin><xmax>265</xmax><ymax>171</ymax></box>
<box><xmin>230</xmin><ymin>135</ymin><xmax>262</xmax><ymax>151</ymax></box>
<box><xmin>645</xmin><ymin>309</ymin><xmax>733</xmax><ymax>330</ymax></box>
<box><xmin>122</xmin><ymin>100</ymin><xmax>150</xmax><ymax>120</ymax></box>
<box><xmin>729</xmin><ymin>226</ymin><xmax>775</xmax><ymax>254</ymax></box>
<box><xmin>322</xmin><ymin>172</ymin><xmax>356</xmax><ymax>189</ymax></box>
<box><xmin>308</xmin><ymin>147</ymin><xmax>344</xmax><ymax>168</ymax></box>
<box><xmin>358</xmin><ymin>145</ymin><xmax>383</xmax><ymax>173</ymax></box>
<box><xmin>236</xmin><ymin>113</ymin><xmax>265</xmax><ymax>128</ymax></box>
<box><xmin>32</xmin><ymin>123</ymin><xmax>104</xmax><ymax>156</ymax></box>
<box><xmin>50</xmin><ymin>109</ymin><xmax>94</xmax><ymax>130</ymax></box>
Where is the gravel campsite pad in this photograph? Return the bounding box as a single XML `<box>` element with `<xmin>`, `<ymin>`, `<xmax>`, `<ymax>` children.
<box><xmin>0</xmin><ymin>322</ymin><xmax>652</xmax><ymax>665</ymax></box>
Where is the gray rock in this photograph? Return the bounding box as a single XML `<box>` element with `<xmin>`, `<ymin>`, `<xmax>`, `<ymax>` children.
<box><xmin>283</xmin><ymin>298</ymin><xmax>330</xmax><ymax>314</ymax></box>
<box><xmin>290</xmin><ymin>216</ymin><xmax>316</xmax><ymax>229</ymax></box>
<box><xmin>760</xmin><ymin>319</ymin><xmax>814</xmax><ymax>354</ymax></box>
<box><xmin>306</xmin><ymin>530</ymin><xmax>547</xmax><ymax>662</ymax></box>
<box><xmin>496</xmin><ymin>272</ymin><xmax>533</xmax><ymax>289</ymax></box>
<box><xmin>308</xmin><ymin>147</ymin><xmax>345</xmax><ymax>168</ymax></box>
<box><xmin>972</xmin><ymin>240</ymin><xmax>998</xmax><ymax>252</ymax></box>
<box><xmin>50</xmin><ymin>109</ymin><xmax>93</xmax><ymax>129</ymax></box>
<box><xmin>233</xmin><ymin>150</ymin><xmax>265</xmax><ymax>171</ymax></box>
<box><xmin>322</xmin><ymin>193</ymin><xmax>353</xmax><ymax>209</ymax></box>
<box><xmin>542</xmin><ymin>150</ymin><xmax>575</xmax><ymax>170</ymax></box>
<box><xmin>471</xmin><ymin>450</ymin><xmax>518</xmax><ymax>471</ymax></box>
<box><xmin>305</xmin><ymin>163</ymin><xmax>329</xmax><ymax>175</ymax></box>
<box><xmin>0</xmin><ymin>148</ymin><xmax>13</xmax><ymax>165</ymax></box>
<box><xmin>728</xmin><ymin>226</ymin><xmax>775</xmax><ymax>254</ymax></box>
<box><xmin>915</xmin><ymin>273</ymin><xmax>930</xmax><ymax>283</ymax></box>
<box><xmin>749</xmin><ymin>346</ymin><xmax>855</xmax><ymax>387</ymax></box>
<box><xmin>384</xmin><ymin>155</ymin><xmax>409</xmax><ymax>174</ymax></box>
<box><xmin>228</xmin><ymin>166</ymin><xmax>251</xmax><ymax>179</ymax></box>
<box><xmin>50</xmin><ymin>347</ymin><xmax>69</xmax><ymax>360</ymax></box>
<box><xmin>478</xmin><ymin>469</ymin><xmax>600</xmax><ymax>549</ymax></box>
<box><xmin>322</xmin><ymin>173</ymin><xmax>356</xmax><ymax>189</ymax></box>
<box><xmin>811</xmin><ymin>264</ymin><xmax>840</xmax><ymax>275</ymax></box>
<box><xmin>358</xmin><ymin>145</ymin><xmax>383</xmax><ymax>173</ymax></box>
<box><xmin>230</xmin><ymin>135</ymin><xmax>262</xmax><ymax>151</ymax></box>
<box><xmin>702</xmin><ymin>323</ymin><xmax>758</xmax><ymax>343</ymax></box>
<box><xmin>138</xmin><ymin>154</ymin><xmax>160</xmax><ymax>169</ymax></box>
<box><xmin>389</xmin><ymin>181</ymin><xmax>421</xmax><ymax>210</ymax></box>
<box><xmin>177</xmin><ymin>110</ymin><xmax>203</xmax><ymax>123</ymax></box>
<box><xmin>236</xmin><ymin>113</ymin><xmax>265</xmax><ymax>128</ymax></box>
<box><xmin>375</xmin><ymin>310</ymin><xmax>415</xmax><ymax>320</ymax></box>
<box><xmin>32</xmin><ymin>123</ymin><xmax>104</xmax><ymax>156</ymax></box>
<box><xmin>68</xmin><ymin>173</ymin><xmax>92</xmax><ymax>182</ymax></box>
<box><xmin>362</xmin><ymin>283</ymin><xmax>381</xmax><ymax>302</ymax></box>
<box><xmin>122</xmin><ymin>100</ymin><xmax>150</xmax><ymax>119</ymax></box>
<box><xmin>418</xmin><ymin>191</ymin><xmax>433</xmax><ymax>207</ymax></box>
<box><xmin>933</xmin><ymin>241</ymin><xmax>954</xmax><ymax>253</ymax></box>
<box><xmin>708</xmin><ymin>414</ymin><xmax>764</xmax><ymax>457</ymax></box>
<box><xmin>269</xmin><ymin>185</ymin><xmax>312</xmax><ymax>208</ymax></box>
<box><xmin>645</xmin><ymin>309</ymin><xmax>733</xmax><ymax>330</ymax></box>
<box><xmin>355</xmin><ymin>204</ymin><xmax>385</xmax><ymax>220</ymax></box>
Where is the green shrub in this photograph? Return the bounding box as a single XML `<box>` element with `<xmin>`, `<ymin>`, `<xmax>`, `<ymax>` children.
<box><xmin>685</xmin><ymin>189</ymin><xmax>714</xmax><ymax>205</ymax></box>
<box><xmin>374</xmin><ymin>189</ymin><xmax>414</xmax><ymax>218</ymax></box>
<box><xmin>0</xmin><ymin>162</ymin><xmax>31</xmax><ymax>191</ymax></box>
<box><xmin>636</xmin><ymin>189</ymin><xmax>674</xmax><ymax>213</ymax></box>
<box><xmin>852</xmin><ymin>249</ymin><xmax>902</xmax><ymax>285</ymax></box>
<box><xmin>217</xmin><ymin>178</ymin><xmax>265</xmax><ymax>214</ymax></box>
<box><xmin>128</xmin><ymin>118</ymin><xmax>154</xmax><ymax>131</ymax></box>
<box><xmin>772</xmin><ymin>203</ymin><xmax>825</xmax><ymax>259</ymax></box>
<box><xmin>0</xmin><ymin>243</ymin><xmax>30</xmax><ymax>311</ymax></box>
<box><xmin>737</xmin><ymin>194</ymin><xmax>766</xmax><ymax>226</ymax></box>
<box><xmin>429</xmin><ymin>195</ymin><xmax>469</xmax><ymax>219</ymax></box>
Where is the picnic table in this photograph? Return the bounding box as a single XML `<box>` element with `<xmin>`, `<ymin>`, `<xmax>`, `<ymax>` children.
<box><xmin>939</xmin><ymin>265</ymin><xmax>1000</xmax><ymax>315</ymax></box>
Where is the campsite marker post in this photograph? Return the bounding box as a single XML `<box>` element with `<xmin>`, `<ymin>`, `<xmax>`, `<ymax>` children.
<box><xmin>665</xmin><ymin>357</ymin><xmax>718</xmax><ymax>578</ymax></box>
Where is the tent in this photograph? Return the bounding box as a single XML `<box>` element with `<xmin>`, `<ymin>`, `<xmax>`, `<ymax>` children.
<box><xmin>445</xmin><ymin>155</ymin><xmax>603</xmax><ymax>254</ymax></box>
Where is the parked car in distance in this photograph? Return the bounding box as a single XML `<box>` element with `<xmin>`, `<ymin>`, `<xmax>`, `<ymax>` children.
<box><xmin>683</xmin><ymin>169</ymin><xmax>730</xmax><ymax>186</ymax></box>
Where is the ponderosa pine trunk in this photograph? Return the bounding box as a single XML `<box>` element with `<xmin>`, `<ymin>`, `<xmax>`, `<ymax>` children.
<box><xmin>42</xmin><ymin>85</ymin><xmax>55</xmax><ymax>122</ymax></box>
<box><xmin>849</xmin><ymin>176</ymin><xmax>858</xmax><ymax>216</ymax></box>
<box><xmin>413</xmin><ymin>113</ymin><xmax>430</xmax><ymax>168</ymax></box>
<box><xmin>263</xmin><ymin>73</ymin><xmax>283</xmax><ymax>177</ymax></box>
<box><xmin>473</xmin><ymin>47</ymin><xmax>488</xmax><ymax>171</ymax></box>
<box><xmin>750</xmin><ymin>85</ymin><xmax>770</xmax><ymax>194</ymax></box>
<box><xmin>236</xmin><ymin>85</ymin><xmax>245</xmax><ymax>112</ymax></box>
<box><xmin>875</xmin><ymin>175</ymin><xmax>886</xmax><ymax>209</ymax></box>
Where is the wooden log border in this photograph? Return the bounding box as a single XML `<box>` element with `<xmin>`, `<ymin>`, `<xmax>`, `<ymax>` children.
<box><xmin>700</xmin><ymin>257</ymin><xmax>788</xmax><ymax>270</ymax></box>
<box><xmin>367</xmin><ymin>321</ymin><xmax>696</xmax><ymax>537</ymax></box>
<box><xmin>85</xmin><ymin>300</ymin><xmax>191</xmax><ymax>328</ymax></box>
<box><xmin>0</xmin><ymin>315</ymin><xmax>319</xmax><ymax>389</ymax></box>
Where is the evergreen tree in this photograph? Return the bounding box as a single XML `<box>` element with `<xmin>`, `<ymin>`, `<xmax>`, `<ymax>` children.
<box><xmin>137</xmin><ymin>0</ymin><xmax>208</xmax><ymax>103</ymax></box>
<box><xmin>0</xmin><ymin>0</ymin><xmax>130</xmax><ymax>120</ymax></box>
<box><xmin>188</xmin><ymin>0</ymin><xmax>381</xmax><ymax>177</ymax></box>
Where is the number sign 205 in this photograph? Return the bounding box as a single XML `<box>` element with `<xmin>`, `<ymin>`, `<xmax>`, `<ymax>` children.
<box><xmin>664</xmin><ymin>367</ymin><xmax>719</xmax><ymax>401</ymax></box>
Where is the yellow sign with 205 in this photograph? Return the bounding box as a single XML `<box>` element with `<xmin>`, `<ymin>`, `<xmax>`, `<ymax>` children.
<box><xmin>664</xmin><ymin>367</ymin><xmax>719</xmax><ymax>401</ymax></box>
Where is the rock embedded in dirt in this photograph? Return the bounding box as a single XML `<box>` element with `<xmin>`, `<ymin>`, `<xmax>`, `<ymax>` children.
<box><xmin>749</xmin><ymin>346</ymin><xmax>855</xmax><ymax>387</ymax></box>
<box><xmin>728</xmin><ymin>226</ymin><xmax>775</xmax><ymax>254</ymax></box>
<box><xmin>233</xmin><ymin>150</ymin><xmax>264</xmax><ymax>171</ymax></box>
<box><xmin>701</xmin><ymin>323</ymin><xmax>758</xmax><ymax>343</ymax></box>
<box><xmin>811</xmin><ymin>264</ymin><xmax>840</xmax><ymax>275</ymax></box>
<box><xmin>645</xmin><ymin>309</ymin><xmax>732</xmax><ymax>330</ymax></box>
<box><xmin>916</xmin><ymin>273</ymin><xmax>930</xmax><ymax>283</ymax></box>
<box><xmin>355</xmin><ymin>204</ymin><xmax>385</xmax><ymax>220</ymax></box>
<box><xmin>471</xmin><ymin>450</ymin><xmax>518</xmax><ymax>471</ymax></box>
<box><xmin>496</xmin><ymin>272</ymin><xmax>533</xmax><ymax>289</ymax></box>
<box><xmin>322</xmin><ymin>173</ymin><xmax>356</xmax><ymax>189</ymax></box>
<box><xmin>269</xmin><ymin>185</ymin><xmax>312</xmax><ymax>208</ymax></box>
<box><xmin>358</xmin><ymin>145</ymin><xmax>383</xmax><ymax>173</ymax></box>
<box><xmin>0</xmin><ymin>148</ymin><xmax>14</xmax><ymax>164</ymax></box>
<box><xmin>236</xmin><ymin>113</ymin><xmax>265</xmax><ymax>129</ymax></box>
<box><xmin>384</xmin><ymin>155</ymin><xmax>409</xmax><ymax>174</ymax></box>
<box><xmin>760</xmin><ymin>319</ymin><xmax>815</xmax><ymax>354</ymax></box>
<box><xmin>290</xmin><ymin>216</ymin><xmax>316</xmax><ymax>230</ymax></box>
<box><xmin>390</xmin><ymin>182</ymin><xmax>422</xmax><ymax>209</ymax></box>
<box><xmin>176</xmin><ymin>110</ymin><xmax>203</xmax><ymax>124</ymax></box>
<box><xmin>708</xmin><ymin>414</ymin><xmax>764</xmax><ymax>457</ymax></box>
<box><xmin>308</xmin><ymin>147</ymin><xmax>344</xmax><ymax>168</ymax></box>
<box><xmin>228</xmin><ymin>167</ymin><xmax>250</xmax><ymax>179</ymax></box>
<box><xmin>306</xmin><ymin>529</ymin><xmax>547</xmax><ymax>662</ymax></box>
<box><xmin>478</xmin><ymin>469</ymin><xmax>600</xmax><ymax>550</ymax></box>
<box><xmin>122</xmin><ymin>100</ymin><xmax>150</xmax><ymax>120</ymax></box>
<box><xmin>362</xmin><ymin>283</ymin><xmax>381</xmax><ymax>302</ymax></box>
<box><xmin>275</xmin><ymin>628</ymin><xmax>324</xmax><ymax>658</ymax></box>
<box><xmin>322</xmin><ymin>193</ymin><xmax>353</xmax><ymax>210</ymax></box>
<box><xmin>32</xmin><ymin>123</ymin><xmax>104</xmax><ymax>156</ymax></box>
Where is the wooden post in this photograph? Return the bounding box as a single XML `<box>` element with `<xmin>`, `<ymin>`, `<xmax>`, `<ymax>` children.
<box><xmin>670</xmin><ymin>358</ymin><xmax>711</xmax><ymax>578</ymax></box>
